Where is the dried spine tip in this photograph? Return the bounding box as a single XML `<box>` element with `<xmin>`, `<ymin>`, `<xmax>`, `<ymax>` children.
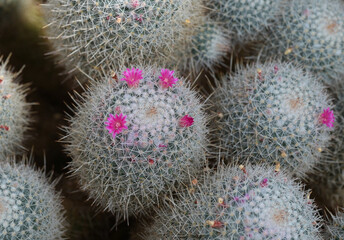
<box><xmin>212</xmin><ymin>62</ymin><xmax>333</xmax><ymax>177</ymax></box>
<box><xmin>65</xmin><ymin>66</ymin><xmax>208</xmax><ymax>222</ymax></box>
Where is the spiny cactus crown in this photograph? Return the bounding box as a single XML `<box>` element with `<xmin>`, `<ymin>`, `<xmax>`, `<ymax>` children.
<box><xmin>140</xmin><ymin>164</ymin><xmax>322</xmax><ymax>239</ymax></box>
<box><xmin>0</xmin><ymin>160</ymin><xmax>66</xmax><ymax>240</ymax></box>
<box><xmin>258</xmin><ymin>0</ymin><xmax>344</xmax><ymax>84</ymax></box>
<box><xmin>206</xmin><ymin>0</ymin><xmax>283</xmax><ymax>44</ymax></box>
<box><xmin>213</xmin><ymin>62</ymin><xmax>333</xmax><ymax>177</ymax></box>
<box><xmin>0</xmin><ymin>56</ymin><xmax>30</xmax><ymax>159</ymax></box>
<box><xmin>66</xmin><ymin>66</ymin><xmax>208</xmax><ymax>222</ymax></box>
<box><xmin>43</xmin><ymin>0</ymin><xmax>203</xmax><ymax>75</ymax></box>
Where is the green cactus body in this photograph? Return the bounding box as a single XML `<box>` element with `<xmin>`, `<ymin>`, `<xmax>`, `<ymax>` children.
<box><xmin>139</xmin><ymin>164</ymin><xmax>322</xmax><ymax>239</ymax></box>
<box><xmin>213</xmin><ymin>62</ymin><xmax>333</xmax><ymax>177</ymax></box>
<box><xmin>206</xmin><ymin>0</ymin><xmax>283</xmax><ymax>44</ymax></box>
<box><xmin>0</xmin><ymin>56</ymin><xmax>30</xmax><ymax>158</ymax></box>
<box><xmin>43</xmin><ymin>0</ymin><xmax>203</xmax><ymax>76</ymax></box>
<box><xmin>258</xmin><ymin>0</ymin><xmax>344</xmax><ymax>84</ymax></box>
<box><xmin>65</xmin><ymin>66</ymin><xmax>208</xmax><ymax>222</ymax></box>
<box><xmin>0</xmin><ymin>160</ymin><xmax>66</xmax><ymax>239</ymax></box>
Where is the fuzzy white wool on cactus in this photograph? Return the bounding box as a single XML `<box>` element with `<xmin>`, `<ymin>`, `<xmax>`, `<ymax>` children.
<box><xmin>65</xmin><ymin>66</ymin><xmax>208</xmax><ymax>223</ymax></box>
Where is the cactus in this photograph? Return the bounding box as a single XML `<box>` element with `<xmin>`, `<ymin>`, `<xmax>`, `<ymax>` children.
<box><xmin>0</xmin><ymin>157</ymin><xmax>66</xmax><ymax>239</ymax></box>
<box><xmin>206</xmin><ymin>0</ymin><xmax>283</xmax><ymax>45</ymax></box>
<box><xmin>309</xmin><ymin>83</ymin><xmax>344</xmax><ymax>211</ymax></box>
<box><xmin>138</xmin><ymin>164</ymin><xmax>322</xmax><ymax>239</ymax></box>
<box><xmin>0</xmin><ymin>56</ymin><xmax>31</xmax><ymax>159</ymax></box>
<box><xmin>325</xmin><ymin>210</ymin><xmax>344</xmax><ymax>240</ymax></box>
<box><xmin>171</xmin><ymin>20</ymin><xmax>230</xmax><ymax>73</ymax></box>
<box><xmin>212</xmin><ymin>62</ymin><xmax>333</xmax><ymax>177</ymax></box>
<box><xmin>43</xmin><ymin>0</ymin><xmax>203</xmax><ymax>76</ymax></box>
<box><xmin>257</xmin><ymin>0</ymin><xmax>344</xmax><ymax>85</ymax></box>
<box><xmin>65</xmin><ymin>66</ymin><xmax>208</xmax><ymax>222</ymax></box>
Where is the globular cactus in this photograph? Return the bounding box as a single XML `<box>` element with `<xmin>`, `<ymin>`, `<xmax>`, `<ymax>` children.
<box><xmin>206</xmin><ymin>0</ymin><xmax>283</xmax><ymax>44</ymax></box>
<box><xmin>43</xmin><ymin>0</ymin><xmax>203</xmax><ymax>76</ymax></box>
<box><xmin>138</xmin><ymin>164</ymin><xmax>322</xmax><ymax>239</ymax></box>
<box><xmin>212</xmin><ymin>62</ymin><xmax>333</xmax><ymax>177</ymax></box>
<box><xmin>258</xmin><ymin>0</ymin><xmax>344</xmax><ymax>85</ymax></box>
<box><xmin>65</xmin><ymin>66</ymin><xmax>208</xmax><ymax>222</ymax></box>
<box><xmin>0</xmin><ymin>56</ymin><xmax>31</xmax><ymax>159</ymax></box>
<box><xmin>0</xmin><ymin>157</ymin><xmax>66</xmax><ymax>239</ymax></box>
<box><xmin>325</xmin><ymin>210</ymin><xmax>344</xmax><ymax>240</ymax></box>
<box><xmin>309</xmin><ymin>83</ymin><xmax>344</xmax><ymax>211</ymax></box>
<box><xmin>171</xmin><ymin>20</ymin><xmax>230</xmax><ymax>73</ymax></box>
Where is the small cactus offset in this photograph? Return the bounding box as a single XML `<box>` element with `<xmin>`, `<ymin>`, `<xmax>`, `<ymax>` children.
<box><xmin>325</xmin><ymin>210</ymin><xmax>344</xmax><ymax>240</ymax></box>
<box><xmin>0</xmin><ymin>56</ymin><xmax>31</xmax><ymax>158</ymax></box>
<box><xmin>65</xmin><ymin>66</ymin><xmax>208</xmax><ymax>222</ymax></box>
<box><xmin>171</xmin><ymin>20</ymin><xmax>230</xmax><ymax>73</ymax></box>
<box><xmin>0</xmin><ymin>158</ymin><xmax>66</xmax><ymax>239</ymax></box>
<box><xmin>206</xmin><ymin>0</ymin><xmax>283</xmax><ymax>44</ymax></box>
<box><xmin>212</xmin><ymin>62</ymin><xmax>333</xmax><ymax>177</ymax></box>
<box><xmin>138</xmin><ymin>164</ymin><xmax>322</xmax><ymax>239</ymax></box>
<box><xmin>258</xmin><ymin>0</ymin><xmax>344</xmax><ymax>85</ymax></box>
<box><xmin>43</xmin><ymin>0</ymin><xmax>203</xmax><ymax>75</ymax></box>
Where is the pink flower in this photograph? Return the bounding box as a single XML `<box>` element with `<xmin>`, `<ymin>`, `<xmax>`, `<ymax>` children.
<box><xmin>105</xmin><ymin>113</ymin><xmax>128</xmax><ymax>138</ymax></box>
<box><xmin>159</xmin><ymin>69</ymin><xmax>178</xmax><ymax>88</ymax></box>
<box><xmin>131</xmin><ymin>0</ymin><xmax>140</xmax><ymax>8</ymax></box>
<box><xmin>121</xmin><ymin>68</ymin><xmax>143</xmax><ymax>87</ymax></box>
<box><xmin>179</xmin><ymin>115</ymin><xmax>194</xmax><ymax>127</ymax></box>
<box><xmin>319</xmin><ymin>107</ymin><xmax>335</xmax><ymax>128</ymax></box>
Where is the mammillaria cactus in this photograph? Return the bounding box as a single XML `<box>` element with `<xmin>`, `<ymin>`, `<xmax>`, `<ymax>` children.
<box><xmin>65</xmin><ymin>66</ymin><xmax>208</xmax><ymax>222</ymax></box>
<box><xmin>171</xmin><ymin>21</ymin><xmax>230</xmax><ymax>73</ymax></box>
<box><xmin>0</xmin><ymin>158</ymin><xmax>66</xmax><ymax>239</ymax></box>
<box><xmin>43</xmin><ymin>0</ymin><xmax>203</xmax><ymax>76</ymax></box>
<box><xmin>137</xmin><ymin>164</ymin><xmax>322</xmax><ymax>239</ymax></box>
<box><xmin>0</xmin><ymin>56</ymin><xmax>31</xmax><ymax>158</ymax></box>
<box><xmin>212</xmin><ymin>62</ymin><xmax>333</xmax><ymax>177</ymax></box>
<box><xmin>206</xmin><ymin>0</ymin><xmax>283</xmax><ymax>45</ymax></box>
<box><xmin>258</xmin><ymin>0</ymin><xmax>344</xmax><ymax>85</ymax></box>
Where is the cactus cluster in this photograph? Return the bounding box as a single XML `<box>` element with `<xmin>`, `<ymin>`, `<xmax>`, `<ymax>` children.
<box><xmin>65</xmin><ymin>66</ymin><xmax>208</xmax><ymax>221</ymax></box>
<box><xmin>206</xmin><ymin>0</ymin><xmax>283</xmax><ymax>44</ymax></box>
<box><xmin>0</xmin><ymin>56</ymin><xmax>30</xmax><ymax>158</ymax></box>
<box><xmin>212</xmin><ymin>62</ymin><xmax>333</xmax><ymax>177</ymax></box>
<box><xmin>138</xmin><ymin>164</ymin><xmax>322</xmax><ymax>239</ymax></box>
<box><xmin>0</xmin><ymin>159</ymin><xmax>66</xmax><ymax>240</ymax></box>
<box><xmin>43</xmin><ymin>0</ymin><xmax>203</xmax><ymax>76</ymax></box>
<box><xmin>258</xmin><ymin>0</ymin><xmax>344</xmax><ymax>85</ymax></box>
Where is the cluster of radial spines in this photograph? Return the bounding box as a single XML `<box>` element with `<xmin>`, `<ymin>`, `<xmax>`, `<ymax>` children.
<box><xmin>0</xmin><ymin>160</ymin><xmax>66</xmax><ymax>240</ymax></box>
<box><xmin>172</xmin><ymin>21</ymin><xmax>231</xmax><ymax>73</ymax></box>
<box><xmin>0</xmin><ymin>56</ymin><xmax>31</xmax><ymax>159</ymax></box>
<box><xmin>206</xmin><ymin>0</ymin><xmax>283</xmax><ymax>44</ymax></box>
<box><xmin>325</xmin><ymin>210</ymin><xmax>344</xmax><ymax>240</ymax></box>
<box><xmin>139</xmin><ymin>164</ymin><xmax>322</xmax><ymax>240</ymax></box>
<box><xmin>65</xmin><ymin>66</ymin><xmax>208</xmax><ymax>222</ymax></box>
<box><xmin>43</xmin><ymin>0</ymin><xmax>203</xmax><ymax>76</ymax></box>
<box><xmin>258</xmin><ymin>0</ymin><xmax>344</xmax><ymax>84</ymax></box>
<box><xmin>212</xmin><ymin>62</ymin><xmax>333</xmax><ymax>177</ymax></box>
